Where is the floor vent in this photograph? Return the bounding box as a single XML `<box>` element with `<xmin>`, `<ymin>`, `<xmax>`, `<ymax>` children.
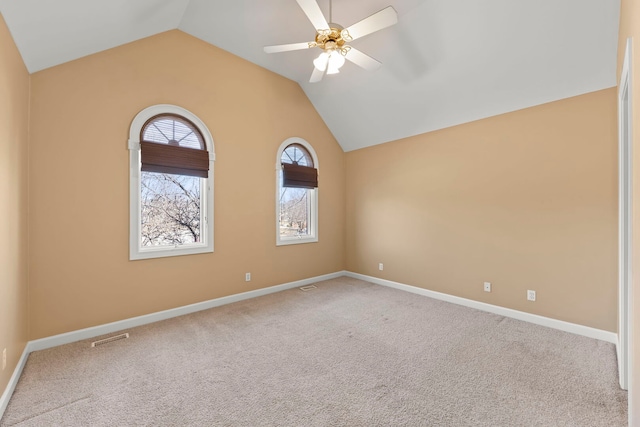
<box><xmin>91</xmin><ymin>333</ymin><xmax>129</xmax><ymax>347</ymax></box>
<box><xmin>299</xmin><ymin>285</ymin><xmax>317</xmax><ymax>292</ymax></box>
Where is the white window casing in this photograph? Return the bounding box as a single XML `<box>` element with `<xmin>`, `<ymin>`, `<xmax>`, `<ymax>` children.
<box><xmin>276</xmin><ymin>137</ymin><xmax>319</xmax><ymax>246</ymax></box>
<box><xmin>129</xmin><ymin>104</ymin><xmax>215</xmax><ymax>260</ymax></box>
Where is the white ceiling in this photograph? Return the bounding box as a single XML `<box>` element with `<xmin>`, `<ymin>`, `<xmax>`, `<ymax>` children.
<box><xmin>0</xmin><ymin>0</ymin><xmax>620</xmax><ymax>151</ymax></box>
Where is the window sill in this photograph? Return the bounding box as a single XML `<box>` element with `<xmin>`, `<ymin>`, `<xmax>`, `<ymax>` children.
<box><xmin>276</xmin><ymin>236</ymin><xmax>318</xmax><ymax>246</ymax></box>
<box><xmin>130</xmin><ymin>244</ymin><xmax>213</xmax><ymax>260</ymax></box>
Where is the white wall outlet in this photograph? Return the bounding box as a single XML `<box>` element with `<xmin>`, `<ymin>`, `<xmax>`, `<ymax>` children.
<box><xmin>379</xmin><ymin>263</ymin><xmax>384</xmax><ymax>271</ymax></box>
<box><xmin>483</xmin><ymin>282</ymin><xmax>491</xmax><ymax>292</ymax></box>
<box><xmin>527</xmin><ymin>290</ymin><xmax>536</xmax><ymax>301</ymax></box>
<box><xmin>2</xmin><ymin>348</ymin><xmax>6</xmax><ymax>370</ymax></box>
<box><xmin>245</xmin><ymin>273</ymin><xmax>251</xmax><ymax>282</ymax></box>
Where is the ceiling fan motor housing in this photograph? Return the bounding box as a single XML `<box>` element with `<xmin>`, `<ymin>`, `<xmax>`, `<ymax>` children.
<box><xmin>315</xmin><ymin>24</ymin><xmax>351</xmax><ymax>53</ymax></box>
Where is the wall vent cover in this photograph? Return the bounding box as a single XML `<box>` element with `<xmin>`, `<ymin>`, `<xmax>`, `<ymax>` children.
<box><xmin>91</xmin><ymin>333</ymin><xmax>129</xmax><ymax>347</ymax></box>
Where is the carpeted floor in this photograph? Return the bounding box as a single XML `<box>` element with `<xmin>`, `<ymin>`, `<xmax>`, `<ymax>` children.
<box><xmin>0</xmin><ymin>277</ymin><xmax>628</xmax><ymax>426</ymax></box>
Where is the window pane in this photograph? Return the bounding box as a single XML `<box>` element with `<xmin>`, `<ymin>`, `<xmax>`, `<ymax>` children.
<box><xmin>279</xmin><ymin>185</ymin><xmax>310</xmax><ymax>238</ymax></box>
<box><xmin>142</xmin><ymin>116</ymin><xmax>204</xmax><ymax>150</ymax></box>
<box><xmin>140</xmin><ymin>172</ymin><xmax>202</xmax><ymax>246</ymax></box>
<box><xmin>281</xmin><ymin>144</ymin><xmax>313</xmax><ymax>167</ymax></box>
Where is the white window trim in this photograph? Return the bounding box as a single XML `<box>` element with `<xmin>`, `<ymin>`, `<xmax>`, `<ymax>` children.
<box><xmin>276</xmin><ymin>137</ymin><xmax>319</xmax><ymax>246</ymax></box>
<box><xmin>128</xmin><ymin>104</ymin><xmax>215</xmax><ymax>260</ymax></box>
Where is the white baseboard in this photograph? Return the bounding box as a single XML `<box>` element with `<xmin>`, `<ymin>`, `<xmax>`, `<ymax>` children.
<box><xmin>0</xmin><ymin>344</ymin><xmax>30</xmax><ymax>419</ymax></box>
<box><xmin>29</xmin><ymin>271</ymin><xmax>346</xmax><ymax>352</ymax></box>
<box><xmin>346</xmin><ymin>271</ymin><xmax>618</xmax><ymax>344</ymax></box>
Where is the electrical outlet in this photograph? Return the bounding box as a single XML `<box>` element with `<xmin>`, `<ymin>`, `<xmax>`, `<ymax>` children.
<box><xmin>2</xmin><ymin>348</ymin><xmax>6</xmax><ymax>370</ymax></box>
<box><xmin>527</xmin><ymin>290</ymin><xmax>536</xmax><ymax>301</ymax></box>
<box><xmin>483</xmin><ymin>282</ymin><xmax>491</xmax><ymax>292</ymax></box>
<box><xmin>245</xmin><ymin>273</ymin><xmax>251</xmax><ymax>282</ymax></box>
<box><xmin>379</xmin><ymin>263</ymin><xmax>384</xmax><ymax>271</ymax></box>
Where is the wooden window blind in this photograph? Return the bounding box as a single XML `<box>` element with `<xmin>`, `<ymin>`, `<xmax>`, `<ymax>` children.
<box><xmin>282</xmin><ymin>163</ymin><xmax>318</xmax><ymax>189</ymax></box>
<box><xmin>140</xmin><ymin>114</ymin><xmax>209</xmax><ymax>178</ymax></box>
<box><xmin>140</xmin><ymin>142</ymin><xmax>209</xmax><ymax>178</ymax></box>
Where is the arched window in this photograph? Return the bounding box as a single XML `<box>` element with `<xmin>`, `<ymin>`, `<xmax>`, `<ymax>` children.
<box><xmin>129</xmin><ymin>105</ymin><xmax>215</xmax><ymax>260</ymax></box>
<box><xmin>276</xmin><ymin>138</ymin><xmax>318</xmax><ymax>245</ymax></box>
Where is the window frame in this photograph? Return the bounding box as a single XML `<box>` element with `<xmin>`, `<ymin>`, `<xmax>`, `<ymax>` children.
<box><xmin>275</xmin><ymin>137</ymin><xmax>319</xmax><ymax>246</ymax></box>
<box><xmin>129</xmin><ymin>104</ymin><xmax>215</xmax><ymax>260</ymax></box>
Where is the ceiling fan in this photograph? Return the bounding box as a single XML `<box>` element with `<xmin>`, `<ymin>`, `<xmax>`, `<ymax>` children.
<box><xmin>263</xmin><ymin>0</ymin><xmax>398</xmax><ymax>83</ymax></box>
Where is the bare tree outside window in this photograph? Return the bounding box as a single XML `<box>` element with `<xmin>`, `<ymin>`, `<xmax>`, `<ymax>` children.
<box><xmin>140</xmin><ymin>172</ymin><xmax>202</xmax><ymax>246</ymax></box>
<box><xmin>279</xmin><ymin>185</ymin><xmax>309</xmax><ymax>237</ymax></box>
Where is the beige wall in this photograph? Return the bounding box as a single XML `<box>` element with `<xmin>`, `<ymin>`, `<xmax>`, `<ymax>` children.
<box><xmin>0</xmin><ymin>13</ymin><xmax>29</xmax><ymax>395</ymax></box>
<box><xmin>346</xmin><ymin>88</ymin><xmax>618</xmax><ymax>331</ymax></box>
<box><xmin>27</xmin><ymin>30</ymin><xmax>345</xmax><ymax>339</ymax></box>
<box><xmin>618</xmin><ymin>0</ymin><xmax>639</xmax><ymax>423</ymax></box>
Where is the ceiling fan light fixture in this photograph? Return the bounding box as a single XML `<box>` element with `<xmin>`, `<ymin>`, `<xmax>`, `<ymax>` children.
<box><xmin>313</xmin><ymin>52</ymin><xmax>329</xmax><ymax>71</ymax></box>
<box><xmin>326</xmin><ymin>64</ymin><xmax>340</xmax><ymax>75</ymax></box>
<box><xmin>326</xmin><ymin>50</ymin><xmax>345</xmax><ymax>74</ymax></box>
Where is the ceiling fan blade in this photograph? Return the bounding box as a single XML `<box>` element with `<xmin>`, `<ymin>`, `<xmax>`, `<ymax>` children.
<box><xmin>344</xmin><ymin>6</ymin><xmax>398</xmax><ymax>41</ymax></box>
<box><xmin>310</xmin><ymin>66</ymin><xmax>325</xmax><ymax>83</ymax></box>
<box><xmin>264</xmin><ymin>42</ymin><xmax>313</xmax><ymax>54</ymax></box>
<box><xmin>345</xmin><ymin>48</ymin><xmax>381</xmax><ymax>71</ymax></box>
<box><xmin>296</xmin><ymin>0</ymin><xmax>329</xmax><ymax>31</ymax></box>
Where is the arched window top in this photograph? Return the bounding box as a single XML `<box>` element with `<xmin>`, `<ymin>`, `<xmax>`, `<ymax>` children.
<box><xmin>276</xmin><ymin>137</ymin><xmax>318</xmax><ymax>171</ymax></box>
<box><xmin>141</xmin><ymin>114</ymin><xmax>205</xmax><ymax>150</ymax></box>
<box><xmin>281</xmin><ymin>143</ymin><xmax>314</xmax><ymax>167</ymax></box>
<box><xmin>128</xmin><ymin>104</ymin><xmax>215</xmax><ymax>160</ymax></box>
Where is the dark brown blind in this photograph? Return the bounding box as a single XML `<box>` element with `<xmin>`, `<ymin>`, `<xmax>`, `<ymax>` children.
<box><xmin>141</xmin><ymin>141</ymin><xmax>209</xmax><ymax>178</ymax></box>
<box><xmin>282</xmin><ymin>163</ymin><xmax>318</xmax><ymax>189</ymax></box>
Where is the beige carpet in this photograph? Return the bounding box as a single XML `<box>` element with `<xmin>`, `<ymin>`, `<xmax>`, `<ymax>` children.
<box><xmin>0</xmin><ymin>277</ymin><xmax>628</xmax><ymax>426</ymax></box>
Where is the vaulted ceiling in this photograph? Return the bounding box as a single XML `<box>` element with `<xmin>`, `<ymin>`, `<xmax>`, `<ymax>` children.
<box><xmin>0</xmin><ymin>0</ymin><xmax>620</xmax><ymax>151</ymax></box>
